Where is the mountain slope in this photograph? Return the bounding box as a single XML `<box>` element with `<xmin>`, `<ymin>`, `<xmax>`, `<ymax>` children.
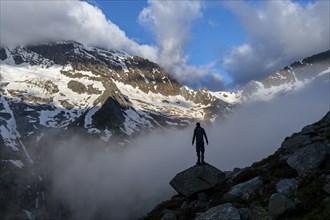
<box><xmin>145</xmin><ymin>111</ymin><xmax>330</xmax><ymax>220</ymax></box>
<box><xmin>240</xmin><ymin>50</ymin><xmax>330</xmax><ymax>101</ymax></box>
<box><xmin>0</xmin><ymin>41</ymin><xmax>236</xmax><ymax>149</ymax></box>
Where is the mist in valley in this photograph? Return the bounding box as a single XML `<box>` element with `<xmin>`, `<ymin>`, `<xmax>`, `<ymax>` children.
<box><xmin>45</xmin><ymin>78</ymin><xmax>329</xmax><ymax>220</ymax></box>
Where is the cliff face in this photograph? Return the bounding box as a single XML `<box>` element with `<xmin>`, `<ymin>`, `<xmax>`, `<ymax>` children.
<box><xmin>145</xmin><ymin>111</ymin><xmax>330</xmax><ymax>220</ymax></box>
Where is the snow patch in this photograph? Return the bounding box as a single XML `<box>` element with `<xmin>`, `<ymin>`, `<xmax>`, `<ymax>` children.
<box><xmin>101</xmin><ymin>129</ymin><xmax>112</xmax><ymax>142</ymax></box>
<box><xmin>36</xmin><ymin>133</ymin><xmax>44</xmax><ymax>143</ymax></box>
<box><xmin>19</xmin><ymin>140</ymin><xmax>34</xmax><ymax>164</ymax></box>
<box><xmin>23</xmin><ymin>210</ymin><xmax>35</xmax><ymax>220</ymax></box>
<box><xmin>84</xmin><ymin>106</ymin><xmax>101</xmax><ymax>128</ymax></box>
<box><xmin>8</xmin><ymin>160</ymin><xmax>24</xmax><ymax>168</ymax></box>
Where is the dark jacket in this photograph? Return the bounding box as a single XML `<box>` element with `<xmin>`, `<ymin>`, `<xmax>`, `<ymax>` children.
<box><xmin>192</xmin><ymin>126</ymin><xmax>208</xmax><ymax>145</ymax></box>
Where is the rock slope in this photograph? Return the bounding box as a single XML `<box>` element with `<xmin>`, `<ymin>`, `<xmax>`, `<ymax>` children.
<box><xmin>144</xmin><ymin>111</ymin><xmax>330</xmax><ymax>220</ymax></box>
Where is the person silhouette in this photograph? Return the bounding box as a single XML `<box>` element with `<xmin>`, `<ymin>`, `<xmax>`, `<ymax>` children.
<box><xmin>192</xmin><ymin>122</ymin><xmax>208</xmax><ymax>165</ymax></box>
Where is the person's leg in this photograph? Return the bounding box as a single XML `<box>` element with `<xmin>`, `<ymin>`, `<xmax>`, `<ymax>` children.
<box><xmin>201</xmin><ymin>144</ymin><xmax>205</xmax><ymax>164</ymax></box>
<box><xmin>196</xmin><ymin>145</ymin><xmax>201</xmax><ymax>165</ymax></box>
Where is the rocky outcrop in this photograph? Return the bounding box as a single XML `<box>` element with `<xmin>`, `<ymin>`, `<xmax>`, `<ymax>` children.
<box><xmin>0</xmin><ymin>47</ymin><xmax>8</xmax><ymax>61</ymax></box>
<box><xmin>195</xmin><ymin>203</ymin><xmax>240</xmax><ymax>220</ymax></box>
<box><xmin>287</xmin><ymin>143</ymin><xmax>328</xmax><ymax>177</ymax></box>
<box><xmin>225</xmin><ymin>176</ymin><xmax>263</xmax><ymax>200</ymax></box>
<box><xmin>170</xmin><ymin>164</ymin><xmax>226</xmax><ymax>197</ymax></box>
<box><xmin>268</xmin><ymin>193</ymin><xmax>294</xmax><ymax>216</ymax></box>
<box><xmin>145</xmin><ymin>111</ymin><xmax>330</xmax><ymax>220</ymax></box>
<box><xmin>276</xmin><ymin>178</ymin><xmax>299</xmax><ymax>196</ymax></box>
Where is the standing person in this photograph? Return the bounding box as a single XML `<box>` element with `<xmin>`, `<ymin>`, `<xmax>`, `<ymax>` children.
<box><xmin>192</xmin><ymin>122</ymin><xmax>208</xmax><ymax>165</ymax></box>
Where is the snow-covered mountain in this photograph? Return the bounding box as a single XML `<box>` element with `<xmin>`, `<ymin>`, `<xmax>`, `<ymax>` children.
<box><xmin>0</xmin><ymin>41</ymin><xmax>329</xmax><ymax>219</ymax></box>
<box><xmin>0</xmin><ymin>41</ymin><xmax>237</xmax><ymax>149</ymax></box>
<box><xmin>239</xmin><ymin>50</ymin><xmax>330</xmax><ymax>101</ymax></box>
<box><xmin>0</xmin><ymin>41</ymin><xmax>329</xmax><ymax>162</ymax></box>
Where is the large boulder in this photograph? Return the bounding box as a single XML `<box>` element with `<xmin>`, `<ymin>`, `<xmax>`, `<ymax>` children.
<box><xmin>281</xmin><ymin>134</ymin><xmax>310</xmax><ymax>150</ymax></box>
<box><xmin>170</xmin><ymin>164</ymin><xmax>226</xmax><ymax>197</ymax></box>
<box><xmin>268</xmin><ymin>193</ymin><xmax>294</xmax><ymax>216</ymax></box>
<box><xmin>194</xmin><ymin>203</ymin><xmax>240</xmax><ymax>220</ymax></box>
<box><xmin>225</xmin><ymin>176</ymin><xmax>263</xmax><ymax>200</ymax></box>
<box><xmin>276</xmin><ymin>178</ymin><xmax>299</xmax><ymax>196</ymax></box>
<box><xmin>286</xmin><ymin>143</ymin><xmax>328</xmax><ymax>177</ymax></box>
<box><xmin>250</xmin><ymin>205</ymin><xmax>272</xmax><ymax>220</ymax></box>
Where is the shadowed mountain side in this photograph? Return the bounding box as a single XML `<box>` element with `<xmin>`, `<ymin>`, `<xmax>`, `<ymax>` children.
<box><xmin>170</xmin><ymin>164</ymin><xmax>226</xmax><ymax>197</ymax></box>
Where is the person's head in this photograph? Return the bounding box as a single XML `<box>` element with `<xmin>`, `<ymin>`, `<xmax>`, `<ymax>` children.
<box><xmin>196</xmin><ymin>122</ymin><xmax>201</xmax><ymax>127</ymax></box>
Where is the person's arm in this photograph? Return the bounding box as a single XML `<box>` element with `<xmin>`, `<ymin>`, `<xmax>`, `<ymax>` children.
<box><xmin>203</xmin><ymin>129</ymin><xmax>208</xmax><ymax>145</ymax></box>
<box><xmin>192</xmin><ymin>130</ymin><xmax>196</xmax><ymax>145</ymax></box>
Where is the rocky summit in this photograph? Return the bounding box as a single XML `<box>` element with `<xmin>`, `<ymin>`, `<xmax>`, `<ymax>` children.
<box><xmin>170</xmin><ymin>164</ymin><xmax>226</xmax><ymax>197</ymax></box>
<box><xmin>144</xmin><ymin>111</ymin><xmax>330</xmax><ymax>220</ymax></box>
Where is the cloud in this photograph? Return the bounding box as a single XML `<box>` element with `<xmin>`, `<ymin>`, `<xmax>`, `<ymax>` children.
<box><xmin>139</xmin><ymin>1</ymin><xmax>202</xmax><ymax>67</ymax></box>
<box><xmin>138</xmin><ymin>1</ymin><xmax>226</xmax><ymax>90</ymax></box>
<box><xmin>0</xmin><ymin>0</ymin><xmax>158</xmax><ymax>62</ymax></box>
<box><xmin>43</xmin><ymin>77</ymin><xmax>329</xmax><ymax>220</ymax></box>
<box><xmin>223</xmin><ymin>0</ymin><xmax>330</xmax><ymax>86</ymax></box>
<box><xmin>0</xmin><ymin>0</ymin><xmax>226</xmax><ymax>90</ymax></box>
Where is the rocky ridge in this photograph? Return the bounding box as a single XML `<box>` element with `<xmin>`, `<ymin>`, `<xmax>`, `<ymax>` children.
<box><xmin>144</xmin><ymin>111</ymin><xmax>330</xmax><ymax>220</ymax></box>
<box><xmin>240</xmin><ymin>50</ymin><xmax>330</xmax><ymax>101</ymax></box>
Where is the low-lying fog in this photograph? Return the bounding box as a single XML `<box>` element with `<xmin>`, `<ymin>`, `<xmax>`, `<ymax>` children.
<box><xmin>47</xmin><ymin>79</ymin><xmax>329</xmax><ymax>219</ymax></box>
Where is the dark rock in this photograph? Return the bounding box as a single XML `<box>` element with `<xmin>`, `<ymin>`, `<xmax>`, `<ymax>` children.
<box><xmin>60</xmin><ymin>100</ymin><xmax>74</xmax><ymax>110</ymax></box>
<box><xmin>250</xmin><ymin>205</ymin><xmax>272</xmax><ymax>220</ymax></box>
<box><xmin>13</xmin><ymin>54</ymin><xmax>24</xmax><ymax>64</ymax></box>
<box><xmin>194</xmin><ymin>203</ymin><xmax>240</xmax><ymax>220</ymax></box>
<box><xmin>0</xmin><ymin>112</ymin><xmax>12</xmax><ymax>121</ymax></box>
<box><xmin>161</xmin><ymin>209</ymin><xmax>177</xmax><ymax>220</ymax></box>
<box><xmin>225</xmin><ymin>176</ymin><xmax>263</xmax><ymax>200</ymax></box>
<box><xmin>44</xmin><ymin>80</ymin><xmax>59</xmax><ymax>93</ymax></box>
<box><xmin>169</xmin><ymin>164</ymin><xmax>226</xmax><ymax>197</ymax></box>
<box><xmin>194</xmin><ymin>201</ymin><xmax>210</xmax><ymax>209</ymax></box>
<box><xmin>92</xmin><ymin>97</ymin><xmax>126</xmax><ymax>130</ymax></box>
<box><xmin>301</xmin><ymin>124</ymin><xmax>315</xmax><ymax>134</ymax></box>
<box><xmin>238</xmin><ymin>208</ymin><xmax>251</xmax><ymax>220</ymax></box>
<box><xmin>67</xmin><ymin>80</ymin><xmax>87</xmax><ymax>94</ymax></box>
<box><xmin>0</xmin><ymin>47</ymin><xmax>7</xmax><ymax>60</ymax></box>
<box><xmin>287</xmin><ymin>143</ymin><xmax>328</xmax><ymax>176</ymax></box>
<box><xmin>188</xmin><ymin>200</ymin><xmax>199</xmax><ymax>208</ymax></box>
<box><xmin>198</xmin><ymin>192</ymin><xmax>208</xmax><ymax>202</ymax></box>
<box><xmin>268</xmin><ymin>193</ymin><xmax>294</xmax><ymax>216</ymax></box>
<box><xmin>281</xmin><ymin>134</ymin><xmax>310</xmax><ymax>150</ymax></box>
<box><xmin>180</xmin><ymin>201</ymin><xmax>189</xmax><ymax>209</ymax></box>
<box><xmin>323</xmin><ymin>183</ymin><xmax>330</xmax><ymax>194</ymax></box>
<box><xmin>276</xmin><ymin>178</ymin><xmax>299</xmax><ymax>196</ymax></box>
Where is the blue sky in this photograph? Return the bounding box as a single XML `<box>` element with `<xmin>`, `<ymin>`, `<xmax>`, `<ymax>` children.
<box><xmin>93</xmin><ymin>0</ymin><xmax>244</xmax><ymax>66</ymax></box>
<box><xmin>1</xmin><ymin>0</ymin><xmax>329</xmax><ymax>90</ymax></box>
<box><xmin>88</xmin><ymin>0</ymin><xmax>329</xmax><ymax>89</ymax></box>
<box><xmin>91</xmin><ymin>0</ymin><xmax>245</xmax><ymax>85</ymax></box>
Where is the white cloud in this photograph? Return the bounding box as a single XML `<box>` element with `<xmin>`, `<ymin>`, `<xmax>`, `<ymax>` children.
<box><xmin>0</xmin><ymin>0</ymin><xmax>227</xmax><ymax>90</ymax></box>
<box><xmin>139</xmin><ymin>0</ymin><xmax>225</xmax><ymax>90</ymax></box>
<box><xmin>139</xmin><ymin>1</ymin><xmax>202</xmax><ymax>66</ymax></box>
<box><xmin>223</xmin><ymin>0</ymin><xmax>330</xmax><ymax>86</ymax></box>
<box><xmin>0</xmin><ymin>0</ymin><xmax>158</xmax><ymax>62</ymax></box>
